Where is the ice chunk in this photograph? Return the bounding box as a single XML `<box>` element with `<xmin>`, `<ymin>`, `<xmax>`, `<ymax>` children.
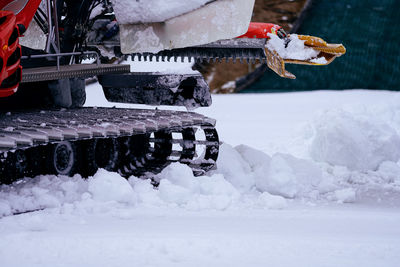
<box><xmin>258</xmin><ymin>154</ymin><xmax>298</xmax><ymax>198</ymax></box>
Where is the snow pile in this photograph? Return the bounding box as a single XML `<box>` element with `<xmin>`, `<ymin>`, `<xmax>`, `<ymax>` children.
<box><xmin>3</xmin><ymin>92</ymin><xmax>400</xmax><ymax>217</ymax></box>
<box><xmin>217</xmin><ymin>144</ymin><xmax>322</xmax><ymax>198</ymax></box>
<box><xmin>2</xmin><ymin>140</ymin><xmax>400</xmax><ymax>217</ymax></box>
<box><xmin>0</xmin><ymin>175</ymin><xmax>88</xmax><ymax>217</ymax></box>
<box><xmin>88</xmin><ymin>170</ymin><xmax>135</xmax><ymax>203</ymax></box>
<box><xmin>309</xmin><ymin>109</ymin><xmax>400</xmax><ymax>171</ymax></box>
<box><xmin>267</xmin><ymin>33</ymin><xmax>323</xmax><ymax>61</ymax></box>
<box><xmin>149</xmin><ymin>164</ymin><xmax>241</xmax><ymax>210</ymax></box>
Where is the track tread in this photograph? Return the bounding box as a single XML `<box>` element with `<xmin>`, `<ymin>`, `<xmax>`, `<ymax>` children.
<box><xmin>0</xmin><ymin>107</ymin><xmax>219</xmax><ymax>183</ymax></box>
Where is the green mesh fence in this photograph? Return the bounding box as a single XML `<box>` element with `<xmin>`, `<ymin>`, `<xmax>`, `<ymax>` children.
<box><xmin>244</xmin><ymin>0</ymin><xmax>400</xmax><ymax>92</ymax></box>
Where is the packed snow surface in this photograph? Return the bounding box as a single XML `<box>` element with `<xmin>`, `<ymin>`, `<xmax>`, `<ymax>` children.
<box><xmin>1</xmin><ymin>90</ymin><xmax>400</xmax><ymax>266</ymax></box>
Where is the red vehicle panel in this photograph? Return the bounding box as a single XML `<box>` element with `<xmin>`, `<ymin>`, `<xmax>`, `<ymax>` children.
<box><xmin>0</xmin><ymin>0</ymin><xmax>42</xmax><ymax>97</ymax></box>
<box><xmin>237</xmin><ymin>22</ymin><xmax>286</xmax><ymax>39</ymax></box>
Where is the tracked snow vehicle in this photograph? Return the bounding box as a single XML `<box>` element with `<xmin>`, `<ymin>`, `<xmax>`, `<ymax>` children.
<box><xmin>0</xmin><ymin>0</ymin><xmax>345</xmax><ymax>184</ymax></box>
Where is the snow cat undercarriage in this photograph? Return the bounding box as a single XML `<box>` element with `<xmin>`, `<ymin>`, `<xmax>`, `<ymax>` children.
<box><xmin>0</xmin><ymin>0</ymin><xmax>260</xmax><ymax>184</ymax></box>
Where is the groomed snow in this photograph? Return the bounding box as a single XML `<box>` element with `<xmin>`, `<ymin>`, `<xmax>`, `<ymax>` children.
<box><xmin>1</xmin><ymin>89</ymin><xmax>400</xmax><ymax>266</ymax></box>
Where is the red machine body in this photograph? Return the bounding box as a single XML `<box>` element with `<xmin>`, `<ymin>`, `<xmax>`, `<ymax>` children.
<box><xmin>0</xmin><ymin>0</ymin><xmax>41</xmax><ymax>97</ymax></box>
<box><xmin>237</xmin><ymin>22</ymin><xmax>287</xmax><ymax>39</ymax></box>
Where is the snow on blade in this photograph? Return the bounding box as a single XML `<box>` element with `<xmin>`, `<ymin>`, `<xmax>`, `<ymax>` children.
<box><xmin>128</xmin><ymin>56</ymin><xmax>197</xmax><ymax>74</ymax></box>
<box><xmin>267</xmin><ymin>33</ymin><xmax>320</xmax><ymax>60</ymax></box>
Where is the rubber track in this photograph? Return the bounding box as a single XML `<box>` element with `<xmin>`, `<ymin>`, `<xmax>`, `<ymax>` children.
<box><xmin>0</xmin><ymin>107</ymin><xmax>219</xmax><ymax>184</ymax></box>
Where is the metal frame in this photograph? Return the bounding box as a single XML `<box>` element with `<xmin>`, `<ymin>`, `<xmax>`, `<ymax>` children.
<box><xmin>21</xmin><ymin>51</ymin><xmax>101</xmax><ymax>70</ymax></box>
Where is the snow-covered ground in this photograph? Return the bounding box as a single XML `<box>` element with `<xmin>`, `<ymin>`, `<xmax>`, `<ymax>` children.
<box><xmin>1</xmin><ymin>88</ymin><xmax>400</xmax><ymax>266</ymax></box>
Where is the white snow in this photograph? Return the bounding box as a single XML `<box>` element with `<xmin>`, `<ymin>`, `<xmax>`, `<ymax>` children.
<box><xmin>121</xmin><ymin>26</ymin><xmax>165</xmax><ymax>53</ymax></box>
<box><xmin>310</xmin><ymin>109</ymin><xmax>400</xmax><ymax>171</ymax></box>
<box><xmin>1</xmin><ymin>89</ymin><xmax>400</xmax><ymax>266</ymax></box>
<box><xmin>112</xmin><ymin>0</ymin><xmax>212</xmax><ymax>24</ymax></box>
<box><xmin>334</xmin><ymin>188</ymin><xmax>356</xmax><ymax>203</ymax></box>
<box><xmin>267</xmin><ymin>33</ymin><xmax>321</xmax><ymax>61</ymax></box>
<box><xmin>128</xmin><ymin>56</ymin><xmax>197</xmax><ymax>74</ymax></box>
<box><xmin>88</xmin><ymin>170</ymin><xmax>135</xmax><ymax>204</ymax></box>
<box><xmin>310</xmin><ymin>56</ymin><xmax>328</xmax><ymax>64</ymax></box>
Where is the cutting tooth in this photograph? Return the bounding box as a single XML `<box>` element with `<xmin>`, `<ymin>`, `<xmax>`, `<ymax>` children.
<box><xmin>193</xmin><ymin>52</ymin><xmax>199</xmax><ymax>62</ymax></box>
<box><xmin>138</xmin><ymin>54</ymin><xmax>142</xmax><ymax>61</ymax></box>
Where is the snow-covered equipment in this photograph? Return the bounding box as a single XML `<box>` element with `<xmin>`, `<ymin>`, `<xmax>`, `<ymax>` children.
<box><xmin>0</xmin><ymin>0</ymin><xmax>344</xmax><ymax>184</ymax></box>
<box><xmin>239</xmin><ymin>23</ymin><xmax>346</xmax><ymax>79</ymax></box>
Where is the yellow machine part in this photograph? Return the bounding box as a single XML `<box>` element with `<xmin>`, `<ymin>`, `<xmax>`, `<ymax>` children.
<box><xmin>265</xmin><ymin>35</ymin><xmax>346</xmax><ymax>79</ymax></box>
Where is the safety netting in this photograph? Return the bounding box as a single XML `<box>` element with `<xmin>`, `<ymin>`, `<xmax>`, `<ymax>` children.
<box><xmin>244</xmin><ymin>0</ymin><xmax>400</xmax><ymax>92</ymax></box>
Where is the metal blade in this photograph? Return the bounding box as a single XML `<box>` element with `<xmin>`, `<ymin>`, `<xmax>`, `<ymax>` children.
<box><xmin>130</xmin><ymin>38</ymin><xmax>267</xmax><ymax>64</ymax></box>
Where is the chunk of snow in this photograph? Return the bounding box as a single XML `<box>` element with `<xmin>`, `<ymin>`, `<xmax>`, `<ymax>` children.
<box><xmin>310</xmin><ymin>109</ymin><xmax>400</xmax><ymax>171</ymax></box>
<box><xmin>88</xmin><ymin>169</ymin><xmax>135</xmax><ymax>203</ymax></box>
<box><xmin>156</xmin><ymin>163</ymin><xmax>240</xmax><ymax>210</ymax></box>
<box><xmin>266</xmin><ymin>33</ymin><xmax>319</xmax><ymax>60</ymax></box>
<box><xmin>237</xmin><ymin>147</ymin><xmax>322</xmax><ymax>198</ymax></box>
<box><xmin>258</xmin><ymin>154</ymin><xmax>298</xmax><ymax>198</ymax></box>
<box><xmin>334</xmin><ymin>188</ymin><xmax>356</xmax><ymax>203</ymax></box>
<box><xmin>310</xmin><ymin>57</ymin><xmax>328</xmax><ymax>64</ymax></box>
<box><xmin>377</xmin><ymin>161</ymin><xmax>400</xmax><ymax>183</ymax></box>
<box><xmin>236</xmin><ymin>144</ymin><xmax>271</xmax><ymax>171</ymax></box>
<box><xmin>221</xmin><ymin>81</ymin><xmax>236</xmax><ymax>90</ymax></box>
<box><xmin>216</xmin><ymin>143</ymin><xmax>254</xmax><ymax>192</ymax></box>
